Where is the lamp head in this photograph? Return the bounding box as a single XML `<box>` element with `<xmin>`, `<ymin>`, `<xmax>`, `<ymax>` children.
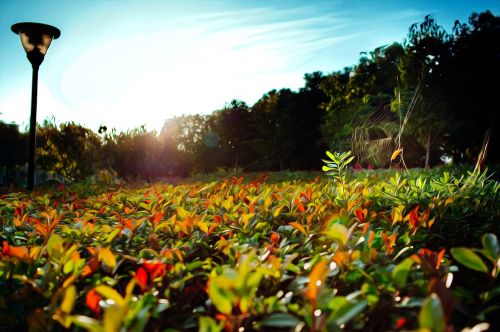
<box><xmin>11</xmin><ymin>22</ymin><xmax>60</xmax><ymax>67</ymax></box>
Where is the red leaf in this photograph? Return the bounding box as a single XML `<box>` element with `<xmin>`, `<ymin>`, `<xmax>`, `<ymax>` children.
<box><xmin>355</xmin><ymin>209</ymin><xmax>365</xmax><ymax>222</ymax></box>
<box><xmin>409</xmin><ymin>206</ymin><xmax>420</xmax><ymax>230</ymax></box>
<box><xmin>149</xmin><ymin>212</ymin><xmax>163</xmax><ymax>226</ymax></box>
<box><xmin>207</xmin><ymin>224</ymin><xmax>217</xmax><ymax>236</ymax></box>
<box><xmin>135</xmin><ymin>266</ymin><xmax>150</xmax><ymax>291</ymax></box>
<box><xmin>395</xmin><ymin>317</ymin><xmax>407</xmax><ymax>330</ymax></box>
<box><xmin>143</xmin><ymin>261</ymin><xmax>167</xmax><ymax>279</ymax></box>
<box><xmin>86</xmin><ymin>289</ymin><xmax>102</xmax><ymax>315</ymax></box>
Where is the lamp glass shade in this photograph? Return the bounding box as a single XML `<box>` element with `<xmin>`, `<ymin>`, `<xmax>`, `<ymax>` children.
<box><xmin>19</xmin><ymin>31</ymin><xmax>53</xmax><ymax>54</ymax></box>
<box><xmin>11</xmin><ymin>22</ymin><xmax>61</xmax><ymax>55</ymax></box>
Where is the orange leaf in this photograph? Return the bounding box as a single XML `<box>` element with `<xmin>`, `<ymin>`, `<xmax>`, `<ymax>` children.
<box><xmin>289</xmin><ymin>222</ymin><xmax>307</xmax><ymax>236</ymax></box>
<box><xmin>381</xmin><ymin>232</ymin><xmax>397</xmax><ymax>255</ymax></box>
<box><xmin>304</xmin><ymin>260</ymin><xmax>328</xmax><ymax>306</ymax></box>
<box><xmin>2</xmin><ymin>241</ymin><xmax>29</xmax><ymax>259</ymax></box>
<box><xmin>270</xmin><ymin>233</ymin><xmax>280</xmax><ymax>245</ymax></box>
<box><xmin>82</xmin><ymin>257</ymin><xmax>99</xmax><ymax>277</ymax></box>
<box><xmin>362</xmin><ymin>222</ymin><xmax>370</xmax><ymax>236</ymax></box>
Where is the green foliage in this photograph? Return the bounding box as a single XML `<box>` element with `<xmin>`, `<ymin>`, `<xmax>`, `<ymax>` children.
<box><xmin>0</xmin><ymin>169</ymin><xmax>498</xmax><ymax>331</ymax></box>
<box><xmin>322</xmin><ymin>150</ymin><xmax>354</xmax><ymax>184</ymax></box>
<box><xmin>36</xmin><ymin>121</ymin><xmax>102</xmax><ymax>181</ymax></box>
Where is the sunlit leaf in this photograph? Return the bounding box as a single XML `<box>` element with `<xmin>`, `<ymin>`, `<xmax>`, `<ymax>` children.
<box><xmin>289</xmin><ymin>222</ymin><xmax>307</xmax><ymax>236</ymax></box>
<box><xmin>98</xmin><ymin>247</ymin><xmax>117</xmax><ymax>272</ymax></box>
<box><xmin>94</xmin><ymin>285</ymin><xmax>124</xmax><ymax>306</ymax></box>
<box><xmin>391</xmin><ymin>149</ymin><xmax>402</xmax><ymax>161</ymax></box>
<box><xmin>61</xmin><ymin>285</ymin><xmax>77</xmax><ymax>314</ymax></box>
<box><xmin>323</xmin><ymin>224</ymin><xmax>348</xmax><ymax>246</ymax></box>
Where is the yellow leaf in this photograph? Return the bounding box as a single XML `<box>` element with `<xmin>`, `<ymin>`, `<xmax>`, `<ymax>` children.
<box><xmin>176</xmin><ymin>207</ymin><xmax>188</xmax><ymax>219</ymax></box>
<box><xmin>241</xmin><ymin>213</ymin><xmax>255</xmax><ymax>226</ymax></box>
<box><xmin>63</xmin><ymin>274</ymin><xmax>77</xmax><ymax>288</ymax></box>
<box><xmin>222</xmin><ymin>197</ymin><xmax>233</xmax><ymax>211</ymax></box>
<box><xmin>323</xmin><ymin>224</ymin><xmax>348</xmax><ymax>245</ymax></box>
<box><xmin>103</xmin><ymin>303</ymin><xmax>125</xmax><ymax>332</ymax></box>
<box><xmin>98</xmin><ymin>247</ymin><xmax>116</xmax><ymax>272</ymax></box>
<box><xmin>289</xmin><ymin>222</ymin><xmax>307</xmax><ymax>236</ymax></box>
<box><xmin>197</xmin><ymin>220</ymin><xmax>209</xmax><ymax>234</ymax></box>
<box><xmin>29</xmin><ymin>246</ymin><xmax>42</xmax><ymax>259</ymax></box>
<box><xmin>61</xmin><ymin>285</ymin><xmax>77</xmax><ymax>314</ymax></box>
<box><xmin>391</xmin><ymin>148</ymin><xmax>402</xmax><ymax>161</ymax></box>
<box><xmin>391</xmin><ymin>205</ymin><xmax>404</xmax><ymax>224</ymax></box>
<box><xmin>273</xmin><ymin>205</ymin><xmax>285</xmax><ymax>218</ymax></box>
<box><xmin>264</xmin><ymin>196</ymin><xmax>273</xmax><ymax>210</ymax></box>
<box><xmin>94</xmin><ymin>285</ymin><xmax>125</xmax><ymax>306</ymax></box>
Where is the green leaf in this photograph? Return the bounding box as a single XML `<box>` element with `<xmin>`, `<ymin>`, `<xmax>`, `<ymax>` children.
<box><xmin>451</xmin><ymin>247</ymin><xmax>489</xmax><ymax>273</ymax></box>
<box><xmin>392</xmin><ymin>257</ymin><xmax>415</xmax><ymax>288</ymax></box>
<box><xmin>199</xmin><ymin>316</ymin><xmax>223</xmax><ymax>332</ymax></box>
<box><xmin>105</xmin><ymin>229</ymin><xmax>121</xmax><ymax>244</ymax></box>
<box><xmin>482</xmin><ymin>233</ymin><xmax>499</xmax><ymax>261</ymax></box>
<box><xmin>331</xmin><ymin>299</ymin><xmax>368</xmax><ymax>326</ymax></box>
<box><xmin>260</xmin><ymin>313</ymin><xmax>301</xmax><ymax>327</ymax></box>
<box><xmin>208</xmin><ymin>276</ymin><xmax>235</xmax><ymax>315</ymax></box>
<box><xmin>418</xmin><ymin>294</ymin><xmax>445</xmax><ymax>332</ymax></box>
<box><xmin>47</xmin><ymin>234</ymin><xmax>64</xmax><ymax>259</ymax></box>
<box><xmin>71</xmin><ymin>315</ymin><xmax>104</xmax><ymax>332</ymax></box>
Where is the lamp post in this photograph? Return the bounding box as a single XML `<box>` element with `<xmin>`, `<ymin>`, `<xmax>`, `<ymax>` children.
<box><xmin>11</xmin><ymin>22</ymin><xmax>60</xmax><ymax>190</ymax></box>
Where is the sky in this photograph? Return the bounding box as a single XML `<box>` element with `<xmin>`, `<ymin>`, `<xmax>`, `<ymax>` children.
<box><xmin>1</xmin><ymin>0</ymin><xmax>499</xmax><ymax>133</ymax></box>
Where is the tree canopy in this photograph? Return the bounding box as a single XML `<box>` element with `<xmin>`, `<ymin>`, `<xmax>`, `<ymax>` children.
<box><xmin>1</xmin><ymin>10</ymin><xmax>498</xmax><ymax>183</ymax></box>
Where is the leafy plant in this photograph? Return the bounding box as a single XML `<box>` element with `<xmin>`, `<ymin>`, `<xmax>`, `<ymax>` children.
<box><xmin>322</xmin><ymin>151</ymin><xmax>355</xmax><ymax>184</ymax></box>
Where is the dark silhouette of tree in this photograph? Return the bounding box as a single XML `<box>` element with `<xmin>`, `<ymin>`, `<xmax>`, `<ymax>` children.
<box><xmin>0</xmin><ymin>122</ymin><xmax>27</xmax><ymax>185</ymax></box>
<box><xmin>448</xmin><ymin>11</ymin><xmax>500</xmax><ymax>164</ymax></box>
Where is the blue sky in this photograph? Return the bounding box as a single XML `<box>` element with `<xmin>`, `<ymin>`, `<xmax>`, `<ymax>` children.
<box><xmin>1</xmin><ymin>0</ymin><xmax>498</xmax><ymax>133</ymax></box>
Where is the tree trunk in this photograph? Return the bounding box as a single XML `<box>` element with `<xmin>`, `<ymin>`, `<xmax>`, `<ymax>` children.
<box><xmin>425</xmin><ymin>131</ymin><xmax>431</xmax><ymax>169</ymax></box>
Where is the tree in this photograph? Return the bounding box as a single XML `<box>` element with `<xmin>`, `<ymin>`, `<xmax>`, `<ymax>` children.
<box><xmin>398</xmin><ymin>15</ymin><xmax>454</xmax><ymax>168</ymax></box>
<box><xmin>36</xmin><ymin>121</ymin><xmax>101</xmax><ymax>181</ymax></box>
<box><xmin>0</xmin><ymin>122</ymin><xmax>27</xmax><ymax>185</ymax></box>
<box><xmin>448</xmin><ymin>11</ymin><xmax>500</xmax><ymax>165</ymax></box>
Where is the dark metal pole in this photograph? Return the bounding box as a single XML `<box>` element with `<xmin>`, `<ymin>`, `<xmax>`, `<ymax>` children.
<box><xmin>27</xmin><ymin>64</ymin><xmax>39</xmax><ymax>190</ymax></box>
<box><xmin>26</xmin><ymin>49</ymin><xmax>44</xmax><ymax>190</ymax></box>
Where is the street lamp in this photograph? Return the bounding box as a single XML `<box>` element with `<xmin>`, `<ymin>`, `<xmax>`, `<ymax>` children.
<box><xmin>11</xmin><ymin>22</ymin><xmax>60</xmax><ymax>190</ymax></box>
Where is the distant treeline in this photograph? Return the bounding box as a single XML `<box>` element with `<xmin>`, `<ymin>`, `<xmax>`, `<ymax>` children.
<box><xmin>1</xmin><ymin>11</ymin><xmax>499</xmax><ymax>183</ymax></box>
